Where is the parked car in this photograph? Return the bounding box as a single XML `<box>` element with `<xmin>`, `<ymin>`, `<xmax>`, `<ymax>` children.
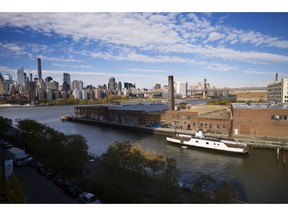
<box><xmin>45</xmin><ymin>168</ymin><xmax>56</xmax><ymax>181</ymax></box>
<box><xmin>25</xmin><ymin>154</ymin><xmax>33</xmax><ymax>162</ymax></box>
<box><xmin>36</xmin><ymin>162</ymin><xmax>46</xmax><ymax>175</ymax></box>
<box><xmin>78</xmin><ymin>192</ymin><xmax>101</xmax><ymax>204</ymax></box>
<box><xmin>62</xmin><ymin>181</ymin><xmax>83</xmax><ymax>198</ymax></box>
<box><xmin>53</xmin><ymin>174</ymin><xmax>68</xmax><ymax>189</ymax></box>
<box><xmin>28</xmin><ymin>159</ymin><xmax>39</xmax><ymax>168</ymax></box>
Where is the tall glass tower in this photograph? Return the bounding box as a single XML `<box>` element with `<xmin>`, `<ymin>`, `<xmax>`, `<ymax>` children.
<box><xmin>37</xmin><ymin>58</ymin><xmax>42</xmax><ymax>82</ymax></box>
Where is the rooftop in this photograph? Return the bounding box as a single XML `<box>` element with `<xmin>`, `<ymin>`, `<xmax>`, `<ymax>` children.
<box><xmin>232</xmin><ymin>103</ymin><xmax>288</xmax><ymax>109</ymax></box>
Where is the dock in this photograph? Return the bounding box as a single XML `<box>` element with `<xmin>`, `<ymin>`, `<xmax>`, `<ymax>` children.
<box><xmin>64</xmin><ymin>116</ymin><xmax>287</xmax><ymax>150</ymax></box>
<box><xmin>66</xmin><ymin>116</ymin><xmax>193</xmax><ymax>137</ymax></box>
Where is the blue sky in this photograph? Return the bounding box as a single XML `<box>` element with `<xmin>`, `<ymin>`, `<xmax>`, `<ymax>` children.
<box><xmin>0</xmin><ymin>12</ymin><xmax>287</xmax><ymax>89</ymax></box>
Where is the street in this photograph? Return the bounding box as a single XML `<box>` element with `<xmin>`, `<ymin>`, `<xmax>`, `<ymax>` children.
<box><xmin>14</xmin><ymin>166</ymin><xmax>78</xmax><ymax>204</ymax></box>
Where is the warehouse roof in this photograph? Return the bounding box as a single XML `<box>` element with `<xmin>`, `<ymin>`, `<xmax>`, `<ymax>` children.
<box><xmin>232</xmin><ymin>103</ymin><xmax>288</xmax><ymax>109</ymax></box>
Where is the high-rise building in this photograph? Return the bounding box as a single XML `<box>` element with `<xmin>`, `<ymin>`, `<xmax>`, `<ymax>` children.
<box><xmin>117</xmin><ymin>81</ymin><xmax>122</xmax><ymax>91</ymax></box>
<box><xmin>0</xmin><ymin>73</ymin><xmax>4</xmax><ymax>94</ymax></box>
<box><xmin>154</xmin><ymin>83</ymin><xmax>161</xmax><ymax>89</ymax></box>
<box><xmin>3</xmin><ymin>74</ymin><xmax>13</xmax><ymax>93</ymax></box>
<box><xmin>37</xmin><ymin>58</ymin><xmax>42</xmax><ymax>82</ymax></box>
<box><xmin>15</xmin><ymin>67</ymin><xmax>25</xmax><ymax>86</ymax></box>
<box><xmin>62</xmin><ymin>73</ymin><xmax>71</xmax><ymax>92</ymax></box>
<box><xmin>63</xmin><ymin>73</ymin><xmax>71</xmax><ymax>86</ymax></box>
<box><xmin>108</xmin><ymin>77</ymin><xmax>116</xmax><ymax>91</ymax></box>
<box><xmin>45</xmin><ymin>76</ymin><xmax>53</xmax><ymax>82</ymax></box>
<box><xmin>71</xmin><ymin>80</ymin><xmax>83</xmax><ymax>91</ymax></box>
<box><xmin>175</xmin><ymin>81</ymin><xmax>188</xmax><ymax>98</ymax></box>
<box><xmin>267</xmin><ymin>76</ymin><xmax>288</xmax><ymax>103</ymax></box>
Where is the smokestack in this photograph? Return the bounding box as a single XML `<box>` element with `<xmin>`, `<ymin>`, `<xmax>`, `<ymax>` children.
<box><xmin>37</xmin><ymin>58</ymin><xmax>42</xmax><ymax>82</ymax></box>
<box><xmin>168</xmin><ymin>75</ymin><xmax>175</xmax><ymax>111</ymax></box>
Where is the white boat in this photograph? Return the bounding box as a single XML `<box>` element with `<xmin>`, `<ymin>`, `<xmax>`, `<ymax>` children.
<box><xmin>166</xmin><ymin>130</ymin><xmax>250</xmax><ymax>154</ymax></box>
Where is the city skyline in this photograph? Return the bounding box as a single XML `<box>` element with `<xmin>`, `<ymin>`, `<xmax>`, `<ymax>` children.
<box><xmin>0</xmin><ymin>12</ymin><xmax>288</xmax><ymax>89</ymax></box>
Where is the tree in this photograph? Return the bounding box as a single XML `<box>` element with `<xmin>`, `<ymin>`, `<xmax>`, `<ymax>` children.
<box><xmin>16</xmin><ymin>119</ymin><xmax>89</xmax><ymax>176</ymax></box>
<box><xmin>190</xmin><ymin>173</ymin><xmax>240</xmax><ymax>203</ymax></box>
<box><xmin>0</xmin><ymin>116</ymin><xmax>12</xmax><ymax>133</ymax></box>
<box><xmin>0</xmin><ymin>168</ymin><xmax>25</xmax><ymax>203</ymax></box>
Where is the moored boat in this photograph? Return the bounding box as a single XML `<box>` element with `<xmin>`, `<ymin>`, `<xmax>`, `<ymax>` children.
<box><xmin>166</xmin><ymin>130</ymin><xmax>249</xmax><ymax>154</ymax></box>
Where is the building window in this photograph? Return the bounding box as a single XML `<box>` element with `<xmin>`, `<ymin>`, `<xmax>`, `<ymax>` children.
<box><xmin>223</xmin><ymin>125</ymin><xmax>226</xmax><ymax>129</ymax></box>
<box><xmin>182</xmin><ymin>115</ymin><xmax>186</xmax><ymax>120</ymax></box>
<box><xmin>200</xmin><ymin>123</ymin><xmax>203</xmax><ymax>127</ymax></box>
<box><xmin>187</xmin><ymin>115</ymin><xmax>191</xmax><ymax>120</ymax></box>
<box><xmin>177</xmin><ymin>115</ymin><xmax>179</xmax><ymax>119</ymax></box>
<box><xmin>217</xmin><ymin>124</ymin><xmax>220</xmax><ymax>129</ymax></box>
<box><xmin>284</xmin><ymin>116</ymin><xmax>287</xmax><ymax>120</ymax></box>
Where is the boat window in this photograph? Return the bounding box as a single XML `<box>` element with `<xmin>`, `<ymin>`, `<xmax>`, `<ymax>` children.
<box><xmin>206</xmin><ymin>142</ymin><xmax>209</xmax><ymax>144</ymax></box>
<box><xmin>196</xmin><ymin>140</ymin><xmax>198</xmax><ymax>143</ymax></box>
<box><xmin>218</xmin><ymin>144</ymin><xmax>219</xmax><ymax>145</ymax></box>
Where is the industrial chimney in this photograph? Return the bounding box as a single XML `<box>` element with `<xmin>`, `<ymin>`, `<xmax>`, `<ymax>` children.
<box><xmin>168</xmin><ymin>75</ymin><xmax>175</xmax><ymax>111</ymax></box>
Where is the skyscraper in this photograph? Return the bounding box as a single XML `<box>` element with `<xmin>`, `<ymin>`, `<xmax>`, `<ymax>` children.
<box><xmin>63</xmin><ymin>73</ymin><xmax>71</xmax><ymax>86</ymax></box>
<box><xmin>62</xmin><ymin>73</ymin><xmax>71</xmax><ymax>92</ymax></box>
<box><xmin>175</xmin><ymin>81</ymin><xmax>187</xmax><ymax>98</ymax></box>
<box><xmin>15</xmin><ymin>66</ymin><xmax>25</xmax><ymax>86</ymax></box>
<box><xmin>37</xmin><ymin>58</ymin><xmax>42</xmax><ymax>82</ymax></box>
<box><xmin>108</xmin><ymin>77</ymin><xmax>116</xmax><ymax>91</ymax></box>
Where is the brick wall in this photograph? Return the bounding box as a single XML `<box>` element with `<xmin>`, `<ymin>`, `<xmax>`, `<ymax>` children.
<box><xmin>232</xmin><ymin>108</ymin><xmax>288</xmax><ymax>139</ymax></box>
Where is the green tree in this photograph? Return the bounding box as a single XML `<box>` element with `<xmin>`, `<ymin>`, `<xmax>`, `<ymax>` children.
<box><xmin>0</xmin><ymin>168</ymin><xmax>25</xmax><ymax>203</ymax></box>
<box><xmin>0</xmin><ymin>116</ymin><xmax>12</xmax><ymax>133</ymax></box>
<box><xmin>190</xmin><ymin>173</ymin><xmax>240</xmax><ymax>203</ymax></box>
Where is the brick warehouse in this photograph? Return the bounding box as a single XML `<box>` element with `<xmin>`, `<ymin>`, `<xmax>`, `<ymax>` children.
<box><xmin>74</xmin><ymin>104</ymin><xmax>232</xmax><ymax>136</ymax></box>
<box><xmin>231</xmin><ymin>103</ymin><xmax>288</xmax><ymax>139</ymax></box>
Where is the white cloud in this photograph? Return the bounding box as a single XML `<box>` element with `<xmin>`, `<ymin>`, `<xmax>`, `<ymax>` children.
<box><xmin>37</xmin><ymin>55</ymin><xmax>82</xmax><ymax>63</ymax></box>
<box><xmin>128</xmin><ymin>68</ymin><xmax>167</xmax><ymax>73</ymax></box>
<box><xmin>0</xmin><ymin>42</ymin><xmax>25</xmax><ymax>56</ymax></box>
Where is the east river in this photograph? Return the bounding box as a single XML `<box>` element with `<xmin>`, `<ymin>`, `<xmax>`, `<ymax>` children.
<box><xmin>1</xmin><ymin>103</ymin><xmax>288</xmax><ymax>203</ymax></box>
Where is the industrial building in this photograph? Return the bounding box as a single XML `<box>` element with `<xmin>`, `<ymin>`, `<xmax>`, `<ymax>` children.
<box><xmin>231</xmin><ymin>103</ymin><xmax>288</xmax><ymax>140</ymax></box>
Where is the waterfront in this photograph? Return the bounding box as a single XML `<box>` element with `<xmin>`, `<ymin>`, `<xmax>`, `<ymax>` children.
<box><xmin>1</xmin><ymin>104</ymin><xmax>288</xmax><ymax>203</ymax></box>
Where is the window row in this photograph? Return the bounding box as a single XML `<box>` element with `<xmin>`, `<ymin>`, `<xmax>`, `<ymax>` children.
<box><xmin>271</xmin><ymin>115</ymin><xmax>288</xmax><ymax>120</ymax></box>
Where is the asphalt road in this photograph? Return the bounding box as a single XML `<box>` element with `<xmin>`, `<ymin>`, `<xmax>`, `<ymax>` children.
<box><xmin>14</xmin><ymin>166</ymin><xmax>78</xmax><ymax>204</ymax></box>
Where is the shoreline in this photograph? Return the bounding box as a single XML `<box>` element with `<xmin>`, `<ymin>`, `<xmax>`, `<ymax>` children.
<box><xmin>65</xmin><ymin>116</ymin><xmax>288</xmax><ymax>150</ymax></box>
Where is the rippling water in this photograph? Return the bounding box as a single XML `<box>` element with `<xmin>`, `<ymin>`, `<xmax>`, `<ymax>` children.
<box><xmin>1</xmin><ymin>104</ymin><xmax>288</xmax><ymax>203</ymax></box>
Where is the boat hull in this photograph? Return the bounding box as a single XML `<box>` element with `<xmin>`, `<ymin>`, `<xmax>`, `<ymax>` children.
<box><xmin>166</xmin><ymin>136</ymin><xmax>249</xmax><ymax>154</ymax></box>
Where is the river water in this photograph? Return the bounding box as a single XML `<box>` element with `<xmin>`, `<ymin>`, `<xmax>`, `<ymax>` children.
<box><xmin>1</xmin><ymin>104</ymin><xmax>288</xmax><ymax>203</ymax></box>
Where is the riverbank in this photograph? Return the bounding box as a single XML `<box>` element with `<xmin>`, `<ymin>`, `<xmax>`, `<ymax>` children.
<box><xmin>65</xmin><ymin>116</ymin><xmax>288</xmax><ymax>150</ymax></box>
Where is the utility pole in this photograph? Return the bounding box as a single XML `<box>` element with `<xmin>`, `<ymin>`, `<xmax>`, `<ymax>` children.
<box><xmin>283</xmin><ymin>142</ymin><xmax>286</xmax><ymax>166</ymax></box>
<box><xmin>1</xmin><ymin>145</ymin><xmax>6</xmax><ymax>202</ymax></box>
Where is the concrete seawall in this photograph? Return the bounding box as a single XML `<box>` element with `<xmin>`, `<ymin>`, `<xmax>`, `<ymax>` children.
<box><xmin>66</xmin><ymin>117</ymin><xmax>287</xmax><ymax>150</ymax></box>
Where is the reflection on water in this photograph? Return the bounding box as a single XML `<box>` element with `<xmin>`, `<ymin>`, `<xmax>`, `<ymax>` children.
<box><xmin>1</xmin><ymin>104</ymin><xmax>288</xmax><ymax>203</ymax></box>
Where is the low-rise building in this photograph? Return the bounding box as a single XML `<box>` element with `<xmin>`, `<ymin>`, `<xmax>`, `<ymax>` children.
<box><xmin>231</xmin><ymin>103</ymin><xmax>288</xmax><ymax>139</ymax></box>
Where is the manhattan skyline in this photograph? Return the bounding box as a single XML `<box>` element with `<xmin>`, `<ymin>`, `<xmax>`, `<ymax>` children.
<box><xmin>0</xmin><ymin>12</ymin><xmax>287</xmax><ymax>89</ymax></box>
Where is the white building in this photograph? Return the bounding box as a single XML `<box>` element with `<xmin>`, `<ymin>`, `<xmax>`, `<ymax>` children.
<box><xmin>73</xmin><ymin>89</ymin><xmax>83</xmax><ymax>99</ymax></box>
<box><xmin>82</xmin><ymin>89</ymin><xmax>88</xmax><ymax>100</ymax></box>
<box><xmin>15</xmin><ymin>67</ymin><xmax>25</xmax><ymax>86</ymax></box>
<box><xmin>175</xmin><ymin>81</ymin><xmax>188</xmax><ymax>98</ymax></box>
<box><xmin>267</xmin><ymin>78</ymin><xmax>288</xmax><ymax>103</ymax></box>
<box><xmin>71</xmin><ymin>80</ymin><xmax>83</xmax><ymax>91</ymax></box>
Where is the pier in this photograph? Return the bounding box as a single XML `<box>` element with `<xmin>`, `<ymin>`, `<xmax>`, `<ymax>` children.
<box><xmin>65</xmin><ymin>116</ymin><xmax>287</xmax><ymax>150</ymax></box>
